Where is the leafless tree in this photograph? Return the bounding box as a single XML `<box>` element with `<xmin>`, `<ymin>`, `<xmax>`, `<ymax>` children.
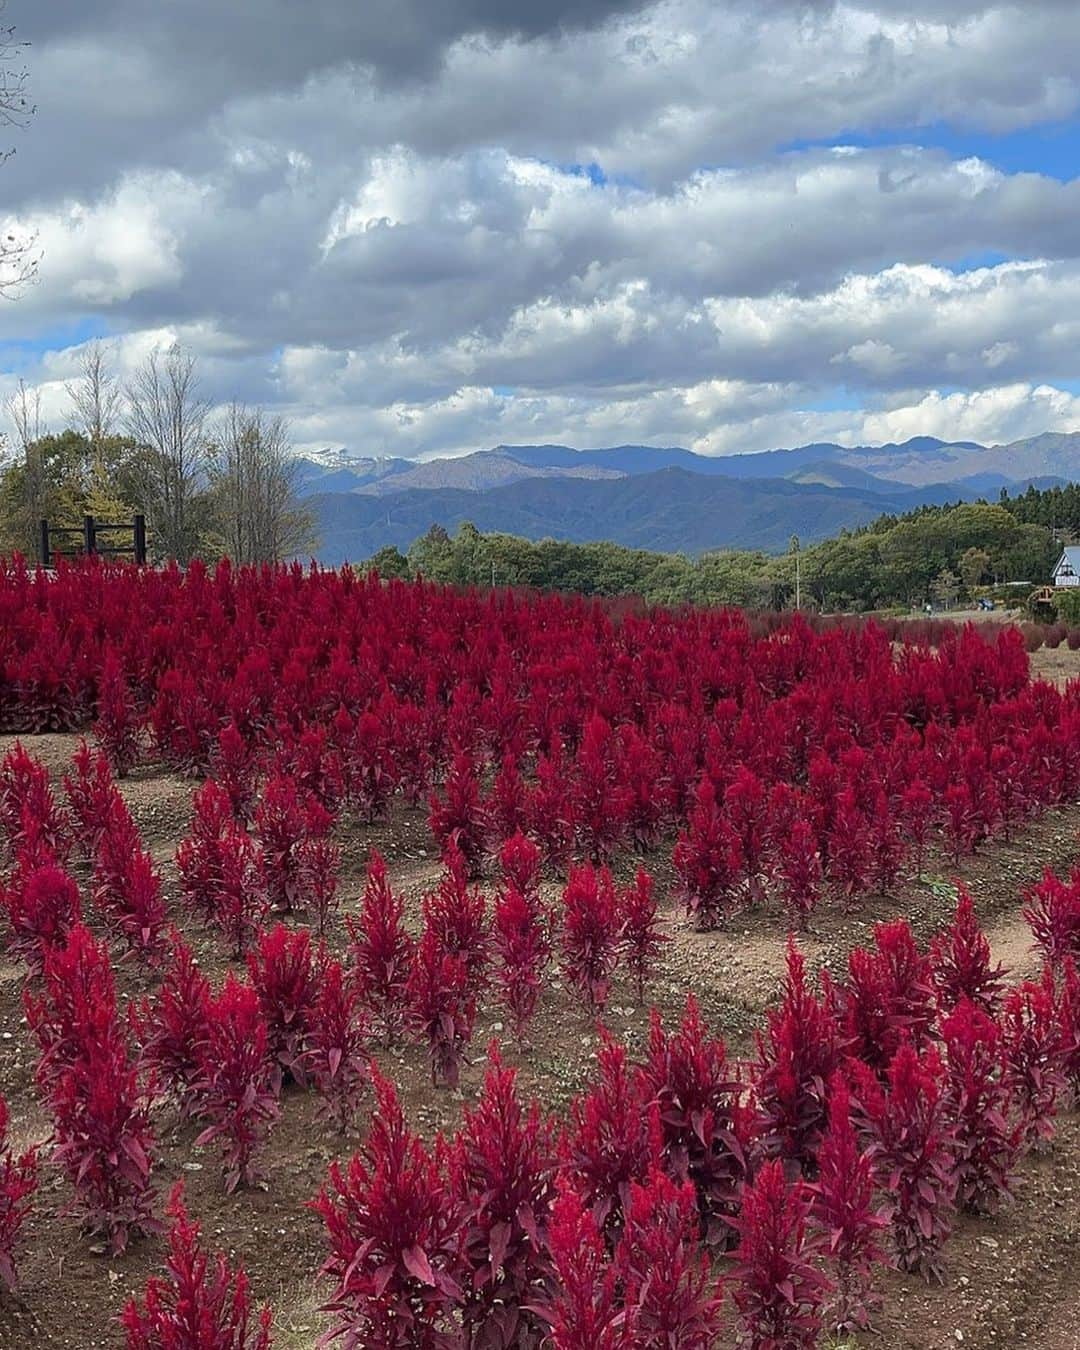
<box><xmin>209</xmin><ymin>403</ymin><xmax>317</xmax><ymax>563</ymax></box>
<box><xmin>67</xmin><ymin>340</ymin><xmax>122</xmax><ymax>451</ymax></box>
<box><xmin>125</xmin><ymin>345</ymin><xmax>210</xmax><ymax>563</ymax></box>
<box><xmin>1</xmin><ymin>378</ymin><xmax>47</xmax><ymax>554</ymax></box>
<box><xmin>0</xmin><ymin>6</ymin><xmax>36</xmax><ymax>296</ymax></box>
<box><xmin>5</xmin><ymin>376</ymin><xmax>42</xmax><ymax>454</ymax></box>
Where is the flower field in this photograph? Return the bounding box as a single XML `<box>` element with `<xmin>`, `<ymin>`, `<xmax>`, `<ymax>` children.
<box><xmin>0</xmin><ymin>556</ymin><xmax>1078</xmax><ymax>1348</ymax></box>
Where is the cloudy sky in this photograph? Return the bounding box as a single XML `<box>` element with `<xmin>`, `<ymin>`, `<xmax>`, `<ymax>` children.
<box><xmin>2</xmin><ymin>0</ymin><xmax>1080</xmax><ymax>459</ymax></box>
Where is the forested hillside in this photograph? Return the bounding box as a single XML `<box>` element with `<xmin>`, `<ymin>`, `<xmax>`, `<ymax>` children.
<box><xmin>366</xmin><ymin>499</ymin><xmax>1058</xmax><ymax>611</ymax></box>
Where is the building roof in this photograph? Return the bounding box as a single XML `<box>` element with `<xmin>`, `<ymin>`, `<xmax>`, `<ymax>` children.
<box><xmin>1054</xmin><ymin>547</ymin><xmax>1080</xmax><ymax>576</ymax></box>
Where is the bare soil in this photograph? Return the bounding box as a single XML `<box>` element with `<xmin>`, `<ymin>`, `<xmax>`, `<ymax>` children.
<box><xmin>0</xmin><ymin>732</ymin><xmax>1078</xmax><ymax>1349</ymax></box>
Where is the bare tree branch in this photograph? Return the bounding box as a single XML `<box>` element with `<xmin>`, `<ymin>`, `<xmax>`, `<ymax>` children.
<box><xmin>67</xmin><ymin>340</ymin><xmax>123</xmax><ymax>477</ymax></box>
<box><xmin>209</xmin><ymin>403</ymin><xmax>318</xmax><ymax>563</ymax></box>
<box><xmin>125</xmin><ymin>345</ymin><xmax>210</xmax><ymax>564</ymax></box>
<box><xmin>0</xmin><ymin>6</ymin><xmax>36</xmax><ymax>297</ymax></box>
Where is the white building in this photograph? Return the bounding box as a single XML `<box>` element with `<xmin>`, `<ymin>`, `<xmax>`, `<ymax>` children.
<box><xmin>1052</xmin><ymin>547</ymin><xmax>1080</xmax><ymax>587</ymax></box>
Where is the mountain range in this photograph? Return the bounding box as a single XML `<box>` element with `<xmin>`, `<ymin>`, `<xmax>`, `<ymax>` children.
<box><xmin>295</xmin><ymin>433</ymin><xmax>1079</xmax><ymax>565</ymax></box>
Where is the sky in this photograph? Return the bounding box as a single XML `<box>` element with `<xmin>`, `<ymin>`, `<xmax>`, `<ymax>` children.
<box><xmin>2</xmin><ymin>0</ymin><xmax>1080</xmax><ymax>460</ymax></box>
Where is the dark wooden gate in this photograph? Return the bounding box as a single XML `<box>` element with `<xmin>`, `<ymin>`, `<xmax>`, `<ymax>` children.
<box><xmin>38</xmin><ymin>514</ymin><xmax>147</xmax><ymax>566</ymax></box>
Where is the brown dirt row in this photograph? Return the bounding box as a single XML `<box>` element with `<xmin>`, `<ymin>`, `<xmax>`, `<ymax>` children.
<box><xmin>0</xmin><ymin>729</ymin><xmax>1078</xmax><ymax>1348</ymax></box>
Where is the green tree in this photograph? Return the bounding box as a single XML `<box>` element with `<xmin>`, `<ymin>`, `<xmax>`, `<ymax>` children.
<box><xmin>367</xmin><ymin>544</ymin><xmax>410</xmax><ymax>579</ymax></box>
<box><xmin>958</xmin><ymin>546</ymin><xmax>991</xmax><ymax>594</ymax></box>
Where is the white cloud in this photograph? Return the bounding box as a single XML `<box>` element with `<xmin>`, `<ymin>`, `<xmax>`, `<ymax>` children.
<box><xmin>6</xmin><ymin>0</ymin><xmax>1080</xmax><ymax>458</ymax></box>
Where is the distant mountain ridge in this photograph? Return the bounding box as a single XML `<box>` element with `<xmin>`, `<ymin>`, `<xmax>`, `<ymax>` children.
<box><xmin>295</xmin><ymin>431</ymin><xmax>1080</xmax><ymax>565</ymax></box>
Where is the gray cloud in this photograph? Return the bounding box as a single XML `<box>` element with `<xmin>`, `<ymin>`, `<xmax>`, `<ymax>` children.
<box><xmin>4</xmin><ymin>0</ymin><xmax>1080</xmax><ymax>457</ymax></box>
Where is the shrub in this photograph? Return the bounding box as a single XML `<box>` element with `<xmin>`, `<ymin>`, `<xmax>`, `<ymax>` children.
<box><xmin>752</xmin><ymin>940</ymin><xmax>840</xmax><ymax>1172</ymax></box>
<box><xmin>63</xmin><ymin>740</ymin><xmax>120</xmax><ymax>859</ymax></box>
<box><xmin>573</xmin><ymin>714</ymin><xmax>632</xmax><ymax>864</ymax></box>
<box><xmin>868</xmin><ymin>790</ymin><xmax>906</xmax><ymax>895</ymax></box>
<box><xmin>560</xmin><ymin>863</ymin><xmax>621</xmax><ymax>1015</ymax></box>
<box><xmin>347</xmin><ymin>851</ymin><xmax>415</xmax><ymax>1045</ymax></box>
<box><xmin>900</xmin><ymin>779</ymin><xmax>934</xmax><ymax>877</ymax></box>
<box><xmin>810</xmin><ymin>1074</ymin><xmax>887</xmax><ymax>1338</ymax></box>
<box><xmin>775</xmin><ymin>817</ymin><xmax>822</xmax><ymax>931</ymax></box>
<box><xmin>841</xmin><ymin>920</ymin><xmax>935</xmax><ymax>1073</ymax></box>
<box><xmin>724</xmin><ymin>766</ymin><xmax>771</xmax><ymax>906</ymax></box>
<box><xmin>826</xmin><ymin>789</ymin><xmax>871</xmax><ymax>905</ymax></box>
<box><xmin>618</xmin><ymin>868</ymin><xmax>665</xmax><ymax>1005</ymax></box>
<box><xmin>95</xmin><ymin>650</ymin><xmax>141</xmax><ymax>777</ymax></box>
<box><xmin>452</xmin><ymin>1047</ymin><xmax>557</xmax><ymax>1348</ymax></box>
<box><xmin>498</xmin><ymin>831</ymin><xmax>543</xmax><ymax>901</ymax></box>
<box><xmin>247</xmin><ymin>924</ymin><xmax>319</xmax><ymax>1089</ymax></box>
<box><xmin>493</xmin><ymin>882</ymin><xmax>549</xmax><ymax>1048</ymax></box>
<box><xmin>121</xmin><ymin>1181</ymin><xmax>272</xmax><ymax>1349</ymax></box>
<box><xmin>149</xmin><ymin>670</ymin><xmax>218</xmax><ymax>777</ymax></box>
<box><xmin>94</xmin><ymin>798</ymin><xmax>168</xmax><ymax>959</ymax></box>
<box><xmin>117</xmin><ymin>848</ymin><xmax>169</xmax><ymax>962</ymax></box>
<box><xmin>406</xmin><ymin>928</ymin><xmax>476</xmax><ymax>1089</ymax></box>
<box><xmin>429</xmin><ymin>750</ymin><xmax>489</xmax><ymax>879</ymax></box>
<box><xmin>0</xmin><ymin>1093</ymin><xmax>38</xmax><ymax>1291</ymax></box>
<box><xmin>301</xmin><ymin>834</ymin><xmax>340</xmax><ymax>939</ymax></box>
<box><xmin>0</xmin><ymin>744</ymin><xmax>69</xmax><ymax>864</ymax></box>
<box><xmin>673</xmin><ymin>778</ymin><xmax>742</xmax><ymax>931</ymax></box>
<box><xmin>213</xmin><ymin>823</ymin><xmax>267</xmax><ymax>958</ymax></box>
<box><xmin>851</xmin><ymin>1044</ymin><xmax>956</xmax><ymax>1282</ymax></box>
<box><xmin>538</xmin><ymin>1181</ymin><xmax>626</xmax><ymax>1350</ymax></box>
<box><xmin>422</xmin><ymin>854</ymin><xmax>491</xmax><ymax>1000</ymax></box>
<box><xmin>616</xmin><ymin>1164</ymin><xmax>725</xmax><ymax>1350</ymax></box>
<box><xmin>930</xmin><ymin>884</ymin><xmax>1006</xmax><ymax>1013</ymax></box>
<box><xmin>527</xmin><ymin>739</ymin><xmax>577</xmax><ymax>877</ymax></box>
<box><xmin>562</xmin><ymin>1030</ymin><xmax>650</xmax><ymax>1241</ymax></box>
<box><xmin>1002</xmin><ymin>971</ymin><xmax>1066</xmax><ymax>1152</ymax></box>
<box><xmin>943</xmin><ymin>782</ymin><xmax>978</xmax><ymax>864</ymax></box>
<box><xmin>1059</xmin><ymin>957</ymin><xmax>1080</xmax><ymax>1105</ymax></box>
<box><xmin>2</xmin><ymin>859</ymin><xmax>82</xmax><ymax>972</ymax></box>
<box><xmin>25</xmin><ymin>923</ymin><xmax>117</xmax><ymax>1087</ymax></box>
<box><xmin>48</xmin><ymin>1023</ymin><xmax>160</xmax><ymax>1255</ymax></box>
<box><xmin>940</xmin><ymin>999</ymin><xmax>1019</xmax><ymax>1214</ymax></box>
<box><xmin>133</xmin><ymin>931</ymin><xmax>212</xmax><ymax>1118</ymax></box>
<box><xmin>254</xmin><ymin>775</ymin><xmax>315</xmax><ymax>914</ymax></box>
<box><xmin>1023</xmin><ymin>866</ymin><xmax>1080</xmax><ymax>966</ymax></box>
<box><xmin>728</xmin><ymin>1158</ymin><xmax>830</xmax><ymax>1350</ymax></box>
<box><xmin>303</xmin><ymin>959</ymin><xmax>369</xmax><ymax>1135</ymax></box>
<box><xmin>487</xmin><ymin>754</ymin><xmax>529</xmax><ymax>849</ymax></box>
<box><xmin>209</xmin><ymin>720</ymin><xmax>258</xmax><ymax>824</ymax></box>
<box><xmin>340</xmin><ymin>708</ymin><xmax>394</xmax><ymax>824</ymax></box>
<box><xmin>194</xmin><ymin>975</ymin><xmax>280</xmax><ymax>1193</ymax></box>
<box><xmin>618</xmin><ymin>724</ymin><xmax>671</xmax><ymax>853</ymax></box>
<box><xmin>176</xmin><ymin>779</ymin><xmax>235</xmax><ymax>926</ymax></box>
<box><xmin>639</xmin><ymin>996</ymin><xmax>751</xmax><ymax>1246</ymax></box>
<box><xmin>313</xmin><ymin>1068</ymin><xmax>464</xmax><ymax>1350</ymax></box>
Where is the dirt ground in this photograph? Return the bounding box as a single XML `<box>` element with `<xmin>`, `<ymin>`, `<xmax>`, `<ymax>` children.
<box><xmin>0</xmin><ymin>726</ymin><xmax>1079</xmax><ymax>1350</ymax></box>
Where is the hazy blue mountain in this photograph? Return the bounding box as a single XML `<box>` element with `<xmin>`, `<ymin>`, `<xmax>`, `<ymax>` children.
<box><xmin>295</xmin><ymin>432</ymin><xmax>1080</xmax><ymax>503</ymax></box>
<box><xmin>296</xmin><ymin>432</ymin><xmax>1080</xmax><ymax>564</ymax></box>
<box><xmin>309</xmin><ymin>467</ymin><xmax>981</xmax><ymax>566</ymax></box>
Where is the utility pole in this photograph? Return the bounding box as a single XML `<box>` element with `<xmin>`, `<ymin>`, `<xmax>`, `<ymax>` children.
<box><xmin>789</xmin><ymin>534</ymin><xmax>801</xmax><ymax>610</ymax></box>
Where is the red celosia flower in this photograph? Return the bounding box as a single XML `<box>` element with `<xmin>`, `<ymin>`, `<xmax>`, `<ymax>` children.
<box><xmin>729</xmin><ymin>1158</ymin><xmax>831</xmax><ymax>1350</ymax></box>
<box><xmin>560</xmin><ymin>863</ymin><xmax>621</xmax><ymax>1015</ymax></box>
<box><xmin>810</xmin><ymin>1074</ymin><xmax>887</xmax><ymax>1336</ymax></box>
<box><xmin>194</xmin><ymin>974</ymin><xmax>280</xmax><ymax>1193</ymax></box>
<box><xmin>121</xmin><ymin>1181</ymin><xmax>272</xmax><ymax>1349</ymax></box>
<box><xmin>347</xmin><ymin>850</ymin><xmax>415</xmax><ymax>1045</ymax></box>
<box><xmin>313</xmin><ymin>1067</ymin><xmax>465</xmax><ymax>1349</ymax></box>
<box><xmin>618</xmin><ymin>868</ymin><xmax>666</xmax><ymax>1005</ymax></box>
<box><xmin>0</xmin><ymin>1093</ymin><xmax>38</xmax><ymax>1291</ymax></box>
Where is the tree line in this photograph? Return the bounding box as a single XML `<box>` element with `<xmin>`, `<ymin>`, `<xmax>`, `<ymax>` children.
<box><xmin>367</xmin><ymin>500</ymin><xmax>1059</xmax><ymax>612</ymax></box>
<box><xmin>0</xmin><ymin>343</ymin><xmax>317</xmax><ymax>565</ymax></box>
